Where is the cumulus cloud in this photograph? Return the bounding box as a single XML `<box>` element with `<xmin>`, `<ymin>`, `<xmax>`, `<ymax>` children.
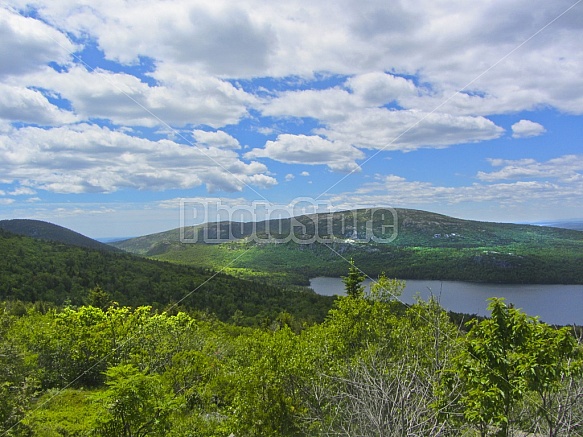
<box><xmin>0</xmin><ymin>124</ymin><xmax>276</xmax><ymax>193</ymax></box>
<box><xmin>19</xmin><ymin>66</ymin><xmax>255</xmax><ymax>128</ymax></box>
<box><xmin>327</xmin><ymin>155</ymin><xmax>583</xmax><ymax>215</ymax></box>
<box><xmin>478</xmin><ymin>155</ymin><xmax>583</xmax><ymax>182</ymax></box>
<box><xmin>245</xmin><ymin>134</ymin><xmax>364</xmax><ymax>172</ymax></box>
<box><xmin>327</xmin><ymin>154</ymin><xmax>583</xmax><ymax>212</ymax></box>
<box><xmin>80</xmin><ymin>2</ymin><xmax>275</xmax><ymax>76</ymax></box>
<box><xmin>2</xmin><ymin>0</ymin><xmax>583</xmax><ymax>220</ymax></box>
<box><xmin>511</xmin><ymin>120</ymin><xmax>546</xmax><ymax>138</ymax></box>
<box><xmin>7</xmin><ymin>0</ymin><xmax>583</xmax><ymax>115</ymax></box>
<box><xmin>0</xmin><ymin>84</ymin><xmax>77</xmax><ymax>125</ymax></box>
<box><xmin>346</xmin><ymin>72</ymin><xmax>418</xmax><ymax>106</ymax></box>
<box><xmin>330</xmin><ymin>173</ymin><xmax>582</xmax><ymax>211</ymax></box>
<box><xmin>263</xmin><ymin>73</ymin><xmax>418</xmax><ymax>119</ymax></box>
<box><xmin>192</xmin><ymin>130</ymin><xmax>241</xmax><ymax>149</ymax></box>
<box><xmin>8</xmin><ymin>186</ymin><xmax>36</xmax><ymax>196</ymax></box>
<box><xmin>263</xmin><ymin>75</ymin><xmax>504</xmax><ymax>152</ymax></box>
<box><xmin>262</xmin><ymin>88</ymin><xmax>358</xmax><ymax>122</ymax></box>
<box><xmin>4</xmin><ymin>1</ymin><xmax>583</xmax><ymax>127</ymax></box>
<box><xmin>319</xmin><ymin>109</ymin><xmax>504</xmax><ymax>151</ymax></box>
<box><xmin>0</xmin><ymin>8</ymin><xmax>75</xmax><ymax>78</ymax></box>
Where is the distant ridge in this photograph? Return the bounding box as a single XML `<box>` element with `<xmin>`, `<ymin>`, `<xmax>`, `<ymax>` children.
<box><xmin>111</xmin><ymin>208</ymin><xmax>583</xmax><ymax>285</ymax></box>
<box><xmin>0</xmin><ymin>219</ymin><xmax>119</xmax><ymax>252</ymax></box>
<box><xmin>112</xmin><ymin>208</ymin><xmax>583</xmax><ymax>253</ymax></box>
<box><xmin>532</xmin><ymin>220</ymin><xmax>583</xmax><ymax>232</ymax></box>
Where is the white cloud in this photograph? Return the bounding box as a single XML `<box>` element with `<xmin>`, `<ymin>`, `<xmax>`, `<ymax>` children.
<box><xmin>263</xmin><ymin>73</ymin><xmax>418</xmax><ymax>120</ymax></box>
<box><xmin>263</xmin><ymin>76</ymin><xmax>504</xmax><ymax>152</ymax></box>
<box><xmin>0</xmin><ymin>8</ymin><xmax>75</xmax><ymax>78</ymax></box>
<box><xmin>0</xmin><ymin>84</ymin><xmax>77</xmax><ymax>124</ymax></box>
<box><xmin>8</xmin><ymin>186</ymin><xmax>36</xmax><ymax>196</ymax></box>
<box><xmin>300</xmin><ymin>171</ymin><xmax>310</xmax><ymax>177</ymax></box>
<box><xmin>327</xmin><ymin>154</ymin><xmax>583</xmax><ymax>212</ymax></box>
<box><xmin>0</xmin><ymin>124</ymin><xmax>276</xmax><ymax>193</ymax></box>
<box><xmin>346</xmin><ymin>72</ymin><xmax>418</xmax><ymax>106</ymax></box>
<box><xmin>192</xmin><ymin>130</ymin><xmax>241</xmax><ymax>149</ymax></box>
<box><xmin>256</xmin><ymin>126</ymin><xmax>275</xmax><ymax>135</ymax></box>
<box><xmin>263</xmin><ymin>88</ymin><xmax>359</xmax><ymax>122</ymax></box>
<box><xmin>511</xmin><ymin>120</ymin><xmax>546</xmax><ymax>138</ymax></box>
<box><xmin>88</xmin><ymin>1</ymin><xmax>275</xmax><ymax>76</ymax></box>
<box><xmin>246</xmin><ymin>134</ymin><xmax>364</xmax><ymax>172</ymax></box>
<box><xmin>319</xmin><ymin>109</ymin><xmax>504</xmax><ymax>151</ymax></box>
<box><xmin>478</xmin><ymin>155</ymin><xmax>583</xmax><ymax>182</ymax></box>
<box><xmin>329</xmin><ymin>173</ymin><xmax>583</xmax><ymax>212</ymax></box>
<box><xmin>18</xmin><ymin>66</ymin><xmax>255</xmax><ymax>128</ymax></box>
<box><xmin>285</xmin><ymin>173</ymin><xmax>294</xmax><ymax>181</ymax></box>
<box><xmin>4</xmin><ymin>1</ymin><xmax>583</xmax><ymax>130</ymax></box>
<box><xmin>5</xmin><ymin>0</ymin><xmax>582</xmax><ymax>115</ymax></box>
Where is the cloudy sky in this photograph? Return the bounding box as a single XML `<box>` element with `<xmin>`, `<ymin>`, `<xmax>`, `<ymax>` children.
<box><xmin>1</xmin><ymin>0</ymin><xmax>582</xmax><ymax>238</ymax></box>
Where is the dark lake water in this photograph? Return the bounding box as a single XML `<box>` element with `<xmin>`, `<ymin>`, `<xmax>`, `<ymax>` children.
<box><xmin>309</xmin><ymin>277</ymin><xmax>583</xmax><ymax>326</ymax></box>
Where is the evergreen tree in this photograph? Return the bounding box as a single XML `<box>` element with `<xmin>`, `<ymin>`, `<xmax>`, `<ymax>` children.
<box><xmin>342</xmin><ymin>258</ymin><xmax>366</xmax><ymax>298</ymax></box>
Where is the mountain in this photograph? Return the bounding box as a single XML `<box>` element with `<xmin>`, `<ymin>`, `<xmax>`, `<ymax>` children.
<box><xmin>111</xmin><ymin>208</ymin><xmax>583</xmax><ymax>285</ymax></box>
<box><xmin>0</xmin><ymin>219</ymin><xmax>119</xmax><ymax>252</ymax></box>
<box><xmin>533</xmin><ymin>220</ymin><xmax>583</xmax><ymax>232</ymax></box>
<box><xmin>0</xmin><ymin>226</ymin><xmax>333</xmax><ymax>323</ymax></box>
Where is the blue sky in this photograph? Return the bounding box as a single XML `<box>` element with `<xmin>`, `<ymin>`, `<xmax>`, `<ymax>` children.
<box><xmin>1</xmin><ymin>0</ymin><xmax>582</xmax><ymax>238</ymax></box>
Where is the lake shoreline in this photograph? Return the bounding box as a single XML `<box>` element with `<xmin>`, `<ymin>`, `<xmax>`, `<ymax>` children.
<box><xmin>309</xmin><ymin>277</ymin><xmax>583</xmax><ymax>326</ymax></box>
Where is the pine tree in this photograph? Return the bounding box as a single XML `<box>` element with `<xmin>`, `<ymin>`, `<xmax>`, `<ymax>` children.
<box><xmin>342</xmin><ymin>258</ymin><xmax>366</xmax><ymax>298</ymax></box>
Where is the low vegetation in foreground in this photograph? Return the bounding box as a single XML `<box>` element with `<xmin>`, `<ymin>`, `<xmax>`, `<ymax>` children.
<box><xmin>1</xmin><ymin>269</ymin><xmax>582</xmax><ymax>436</ymax></box>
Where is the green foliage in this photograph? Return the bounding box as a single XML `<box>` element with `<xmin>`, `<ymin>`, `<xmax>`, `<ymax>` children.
<box><xmin>12</xmin><ymin>306</ymin><xmax>111</xmax><ymax>388</ymax></box>
<box><xmin>368</xmin><ymin>273</ymin><xmax>405</xmax><ymax>302</ymax></box>
<box><xmin>0</xmin><ymin>304</ymin><xmax>39</xmax><ymax>436</ymax></box>
<box><xmin>341</xmin><ymin>258</ymin><xmax>366</xmax><ymax>298</ymax></box>
<box><xmin>91</xmin><ymin>364</ymin><xmax>179</xmax><ymax>437</ymax></box>
<box><xmin>450</xmin><ymin>298</ymin><xmax>582</xmax><ymax>436</ymax></box>
<box><xmin>23</xmin><ymin>389</ymin><xmax>99</xmax><ymax>437</ymax></box>
<box><xmin>231</xmin><ymin>327</ymin><xmax>307</xmax><ymax>436</ymax></box>
<box><xmin>1</xmin><ymin>276</ymin><xmax>582</xmax><ymax>436</ymax></box>
<box><xmin>87</xmin><ymin>286</ymin><xmax>112</xmax><ymax>310</ymax></box>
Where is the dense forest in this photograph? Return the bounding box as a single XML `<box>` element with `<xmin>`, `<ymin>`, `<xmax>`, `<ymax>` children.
<box><xmin>0</xmin><ymin>229</ymin><xmax>333</xmax><ymax>325</ymax></box>
<box><xmin>0</xmin><ymin>219</ymin><xmax>119</xmax><ymax>253</ymax></box>
<box><xmin>1</xmin><ymin>276</ymin><xmax>582</xmax><ymax>436</ymax></box>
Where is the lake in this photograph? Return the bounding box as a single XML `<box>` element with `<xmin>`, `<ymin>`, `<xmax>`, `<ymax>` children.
<box><xmin>309</xmin><ymin>277</ymin><xmax>583</xmax><ymax>326</ymax></box>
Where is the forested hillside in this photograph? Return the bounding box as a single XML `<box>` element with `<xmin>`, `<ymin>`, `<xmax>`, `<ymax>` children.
<box><xmin>0</xmin><ymin>219</ymin><xmax>119</xmax><ymax>252</ymax></box>
<box><xmin>113</xmin><ymin>208</ymin><xmax>583</xmax><ymax>285</ymax></box>
<box><xmin>0</xmin><ymin>228</ymin><xmax>333</xmax><ymax>324</ymax></box>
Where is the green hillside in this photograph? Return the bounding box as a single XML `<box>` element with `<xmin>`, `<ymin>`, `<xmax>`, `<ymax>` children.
<box><xmin>112</xmin><ymin>208</ymin><xmax>583</xmax><ymax>285</ymax></box>
<box><xmin>0</xmin><ymin>219</ymin><xmax>120</xmax><ymax>252</ymax></box>
<box><xmin>0</xmin><ymin>228</ymin><xmax>333</xmax><ymax>324</ymax></box>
